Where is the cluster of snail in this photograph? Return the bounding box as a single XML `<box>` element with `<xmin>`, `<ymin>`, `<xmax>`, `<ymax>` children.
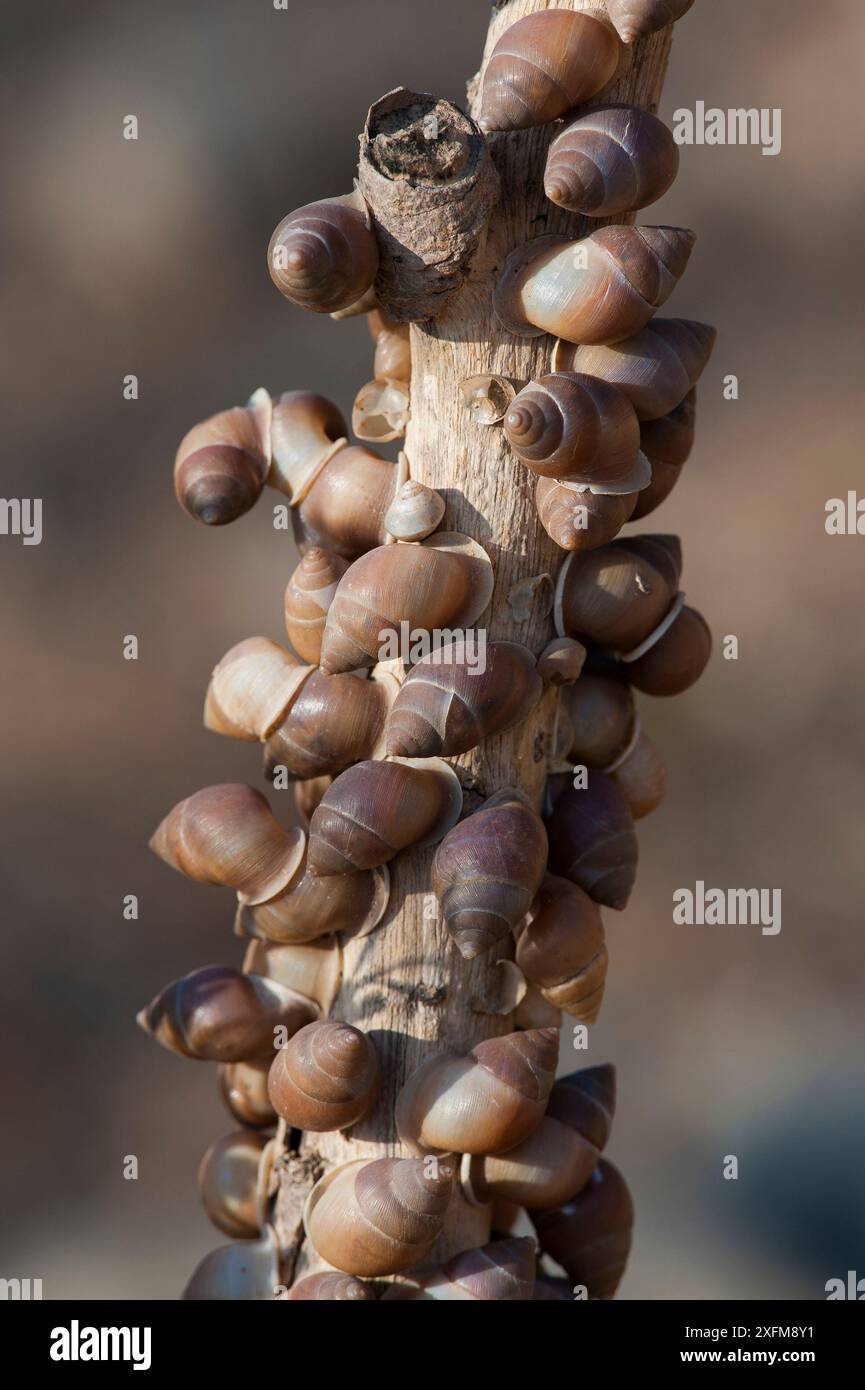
<box><xmin>145</xmin><ymin>0</ymin><xmax>711</xmax><ymax>1299</ymax></box>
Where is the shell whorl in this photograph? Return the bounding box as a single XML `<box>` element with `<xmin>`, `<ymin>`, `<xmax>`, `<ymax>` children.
<box><xmin>479</xmin><ymin>10</ymin><xmax>622</xmax><ymax>132</ymax></box>
<box><xmin>267</xmin><ymin>196</ymin><xmax>379</xmax><ymax>314</ymax></box>
<box><xmin>283</xmin><ymin>547</ymin><xmax>350</xmax><ymax>664</ymax></box>
<box><xmin>545</xmin><ymin>104</ymin><xmax>679</xmax><ymax>217</ymax></box>
<box><xmin>504</xmin><ymin>372</ymin><xmax>645</xmax><ymax>492</ymax></box>
<box><xmin>267</xmin><ymin>1019</ymin><xmax>380</xmax><ymax>1131</ymax></box>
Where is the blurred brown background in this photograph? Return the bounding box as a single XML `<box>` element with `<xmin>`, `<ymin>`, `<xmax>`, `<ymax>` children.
<box><xmin>1</xmin><ymin>0</ymin><xmax>863</xmax><ymax>1300</ymax></box>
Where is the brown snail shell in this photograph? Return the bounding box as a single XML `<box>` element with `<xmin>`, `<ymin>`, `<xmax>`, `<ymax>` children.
<box><xmin>530</xmin><ymin>1158</ymin><xmax>635</xmax><ymax>1299</ymax></box>
<box><xmin>267</xmin><ymin>193</ymin><xmax>379</xmax><ymax>315</ymax></box>
<box><xmin>493</xmin><ymin>227</ymin><xmax>695</xmax><ymax>347</ymax></box>
<box><xmin>136</xmin><ymin>965</ymin><xmax>318</xmax><ymax>1062</ymax></box>
<box><xmin>479</xmin><ymin>10</ymin><xmax>622</xmax><ymax>132</ymax></box>
<box><xmin>237</xmin><ymin>850</ymin><xmax>390</xmax><ymax>945</ymax></box>
<box><xmin>505</xmin><ymin>372</ymin><xmax>647</xmax><ymax>493</ymax></box>
<box><xmin>432</xmin><ymin>790</ymin><xmax>549</xmax><ymax>960</ymax></box>
<box><xmin>320</xmin><ymin>532</ymin><xmax>494</xmax><ymax>675</ymax></box>
<box><xmin>464</xmin><ymin>1064</ymin><xmax>615</xmax><ymax>1209</ymax></box>
<box><xmin>609</xmin><ymin>0</ymin><xmax>695</xmax><ymax>44</ymax></box>
<box><xmin>538</xmin><ymin>637</ymin><xmax>587</xmax><ymax>685</ymax></box>
<box><xmin>304</xmin><ymin>1156</ymin><xmax>455</xmax><ymax>1277</ymax></box>
<box><xmin>384</xmin><ymin>641</ymin><xmax>542</xmax><ymax>759</ymax></box>
<box><xmin>293</xmin><ymin>775</ymin><xmax>332</xmax><ymax>826</ymax></box>
<box><xmin>284</xmin><ymin>547</ymin><xmax>349</xmax><ymax>664</ymax></box>
<box><xmin>559</xmin><ymin>318</ymin><xmax>717</xmax><ymax>420</ymax></box>
<box><xmin>294</xmin><ymin>442</ymin><xmax>402</xmax><ymax>559</ymax></box>
<box><xmin>262</xmin><ymin>666</ymin><xmax>396</xmax><ymax>781</ymax></box>
<box><xmin>632</xmin><ymin>388</ymin><xmax>696</xmax><ymax>519</ymax></box>
<box><xmin>515</xmin><ymin>873</ymin><xmax>608</xmax><ymax>1019</ymax></box>
<box><xmin>609</xmin><ymin>729</ymin><xmax>667</xmax><ymax>818</ymax></box>
<box><xmin>382</xmin><ymin>1237</ymin><xmax>536</xmax><ymax>1301</ymax></box>
<box><xmin>198</xmin><ymin>1130</ymin><xmax>272</xmax><ymax>1238</ymax></box>
<box><xmin>241</xmin><ymin>936</ymin><xmax>342</xmax><ymax>1015</ymax></box>
<box><xmin>203</xmin><ymin>637</ymin><xmax>312</xmax><ymax>743</ymax></box>
<box><xmin>368</xmin><ymin>309</ymin><xmax>412</xmax><ymax>383</ymax></box>
<box><xmin>515</xmin><ymin>983</ymin><xmax>562</xmax><ymax>1032</ymax></box>
<box><xmin>174</xmin><ymin>388</ymin><xmax>271</xmax><ymax>527</ymax></box>
<box><xmin>536</xmin><ymin>478</ymin><xmax>638</xmax><ymax>552</ymax></box>
<box><xmin>396</xmin><ymin>1027</ymin><xmax>559</xmax><ymax>1157</ymax></box>
<box><xmin>554</xmin><ymin>534</ymin><xmax>682</xmax><ymax>652</ymax></box>
<box><xmin>561</xmin><ymin>672</ymin><xmax>636</xmax><ymax>767</ymax></box>
<box><xmin>182</xmin><ymin>1227</ymin><xmax>280</xmax><ymax>1301</ymax></box>
<box><xmin>218</xmin><ymin>1059</ymin><xmax>276</xmax><ymax>1129</ymax></box>
<box><xmin>267</xmin><ymin>1020</ymin><xmax>380</xmax><ymax>1131</ymax></box>
<box><xmin>621</xmin><ymin>602</ymin><xmax>711</xmax><ymax>695</ymax></box>
<box><xmin>545</xmin><ymin>775</ymin><xmax>638</xmax><ymax>911</ymax></box>
<box><xmin>288</xmin><ymin>1272</ymin><xmax>376</xmax><ymax>1301</ymax></box>
<box><xmin>307</xmin><ymin>757</ymin><xmax>463</xmax><ymax>876</ymax></box>
<box><xmin>269</xmin><ymin>389</ymin><xmax>348</xmax><ymax>501</ymax></box>
<box><xmin>545</xmin><ymin>104</ymin><xmax>679</xmax><ymax>217</ymax></box>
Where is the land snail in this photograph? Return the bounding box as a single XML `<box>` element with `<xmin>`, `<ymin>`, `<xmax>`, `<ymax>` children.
<box><xmin>560</xmin><ymin>672</ymin><xmax>667</xmax><ymax>819</ymax></box>
<box><xmin>241</xmin><ymin>936</ymin><xmax>343</xmax><ymax>1016</ymax></box>
<box><xmin>633</xmin><ymin>388</ymin><xmax>697</xmax><ymax>520</ymax></box>
<box><xmin>608</xmin><ymin>0</ymin><xmax>696</xmax><ymax>45</ymax></box>
<box><xmin>381</xmin><ymin>1237</ymin><xmax>536</xmax><ymax>1301</ymax></box>
<box><xmin>479</xmin><ymin>9</ymin><xmax>624</xmax><ymax>132</ymax></box>
<box><xmin>545</xmin><ymin>773</ymin><xmax>638</xmax><ymax>911</ymax></box>
<box><xmin>554</xmin><ymin>317</ymin><xmax>717</xmax><ymax>421</ymax></box>
<box><xmin>318</xmin><ymin>532</ymin><xmax>494</xmax><ymax>675</ymax></box>
<box><xmin>396</xmin><ymin>1028</ymin><xmax>559</xmax><ymax>1157</ymax></box>
<box><xmin>462</xmin><ymin>1064</ymin><xmax>615</xmax><ymax>1210</ymax></box>
<box><xmin>530</xmin><ymin>1157</ymin><xmax>635</xmax><ymax>1300</ymax></box>
<box><xmin>182</xmin><ymin>1226</ymin><xmax>280</xmax><ymax>1301</ymax></box>
<box><xmin>352</xmin><ymin>309</ymin><xmax>412</xmax><ymax>443</ymax></box>
<box><xmin>283</xmin><ymin>547</ymin><xmax>349</xmax><ymax>665</ymax></box>
<box><xmin>218</xmin><ymin>1059</ymin><xmax>277</xmax><ymax>1130</ymax></box>
<box><xmin>266</xmin><ymin>1019</ymin><xmax>380</xmax><ymax>1132</ymax></box>
<box><xmin>304</xmin><ymin>1155</ymin><xmax>456</xmax><ymax>1276</ymax></box>
<box><xmin>197</xmin><ymin>1129</ymin><xmax>275</xmax><ymax>1239</ymax></box>
<box><xmin>515</xmin><ymin>873</ymin><xmax>609</xmax><ymax>1019</ymax></box>
<box><xmin>431</xmin><ymin>790</ymin><xmax>548</xmax><ymax>960</ymax></box>
<box><xmin>494</xmin><ymin>225</ymin><xmax>695</xmax><ymax>348</ymax></box>
<box><xmin>267</xmin><ymin>191</ymin><xmax>379</xmax><ymax>315</ymax></box>
<box><xmin>149</xmin><ymin>783</ymin><xmax>390</xmax><ymax>943</ymax></box>
<box><xmin>545</xmin><ymin>105</ymin><xmax>679</xmax><ymax>218</ymax></box>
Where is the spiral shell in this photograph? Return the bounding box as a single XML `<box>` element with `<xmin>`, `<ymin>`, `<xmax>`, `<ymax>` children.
<box><xmin>632</xmin><ymin>388</ymin><xmax>696</xmax><ymax>520</ymax></box>
<box><xmin>479</xmin><ymin>10</ymin><xmax>622</xmax><ymax>132</ymax></box>
<box><xmin>545</xmin><ymin>104</ymin><xmax>679</xmax><ymax>217</ymax></box>
<box><xmin>432</xmin><ymin>790</ymin><xmax>549</xmax><ymax>960</ymax></box>
<box><xmin>218</xmin><ymin>1059</ymin><xmax>276</xmax><ymax>1129</ymax></box>
<box><xmin>515</xmin><ymin>873</ymin><xmax>608</xmax><ymax>1019</ymax></box>
<box><xmin>288</xmin><ymin>1272</ymin><xmax>376</xmax><ymax>1301</ymax></box>
<box><xmin>383</xmin><ymin>1237</ymin><xmax>536</xmax><ymax>1301</ymax></box>
<box><xmin>560</xmin><ymin>318</ymin><xmax>716</xmax><ymax>420</ymax></box>
<box><xmin>198</xmin><ymin>1130</ymin><xmax>271</xmax><ymax>1238</ymax></box>
<box><xmin>505</xmin><ymin>372</ymin><xmax>646</xmax><ymax>493</ymax></box>
<box><xmin>174</xmin><ymin>388</ymin><xmax>271</xmax><ymax>526</ymax></box>
<box><xmin>268</xmin><ymin>193</ymin><xmax>379</xmax><ymax>314</ymax></box>
<box><xmin>262</xmin><ymin>667</ymin><xmax>396</xmax><ymax>781</ymax></box>
<box><xmin>545</xmin><ymin>775</ymin><xmax>638</xmax><ymax>911</ymax></box>
<box><xmin>531</xmin><ymin>1158</ymin><xmax>635</xmax><ymax>1299</ymax></box>
<box><xmin>536</xmin><ymin>478</ymin><xmax>638</xmax><ymax>552</ymax></box>
<box><xmin>608</xmin><ymin>0</ymin><xmax>695</xmax><ymax>44</ymax></box>
<box><xmin>622</xmin><ymin>603</ymin><xmax>711</xmax><ymax>695</ymax></box>
<box><xmin>396</xmin><ymin>1028</ymin><xmax>559</xmax><ymax>1157</ymax></box>
<box><xmin>267</xmin><ymin>1020</ymin><xmax>380</xmax><ymax>1131</ymax></box>
<box><xmin>384</xmin><ymin>479</ymin><xmax>445</xmax><ymax>542</ymax></box>
<box><xmin>305</xmin><ymin>1156</ymin><xmax>455</xmax><ymax>1276</ymax></box>
<box><xmin>554</xmin><ymin>534</ymin><xmax>682</xmax><ymax>652</ymax></box>
<box><xmin>609</xmin><ymin>729</ymin><xmax>667</xmax><ymax>818</ymax></box>
<box><xmin>238</xmin><ymin>852</ymin><xmax>390</xmax><ymax>946</ymax></box>
<box><xmin>284</xmin><ymin>547</ymin><xmax>349</xmax><ymax>663</ymax></box>
<box><xmin>562</xmin><ymin>673</ymin><xmax>636</xmax><ymax>767</ymax></box>
<box><xmin>136</xmin><ymin>965</ymin><xmax>318</xmax><ymax>1062</ymax></box>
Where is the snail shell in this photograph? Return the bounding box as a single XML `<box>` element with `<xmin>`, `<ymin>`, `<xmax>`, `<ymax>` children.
<box><xmin>382</xmin><ymin>1237</ymin><xmax>536</xmax><ymax>1301</ymax></box>
<box><xmin>352</xmin><ymin>378</ymin><xmax>411</xmax><ymax>443</ymax></box>
<box><xmin>368</xmin><ymin>310</ymin><xmax>412</xmax><ymax>383</ymax></box>
<box><xmin>464</xmin><ymin>1064</ymin><xmax>615</xmax><ymax>1209</ymax></box>
<box><xmin>493</xmin><ymin>227</ymin><xmax>695</xmax><ymax>347</ymax></box>
<box><xmin>294</xmin><ymin>444</ymin><xmax>402</xmax><ymax>560</ymax></box>
<box><xmin>269</xmin><ymin>390</ymin><xmax>348</xmax><ymax>502</ymax></box>
<box><xmin>608</xmin><ymin>0</ymin><xmax>695</xmax><ymax>44</ymax></box>
<box><xmin>203</xmin><ymin>637</ymin><xmax>312</xmax><ymax>743</ymax></box>
<box><xmin>218</xmin><ymin>1059</ymin><xmax>276</xmax><ymax>1129</ymax></box>
<box><xmin>610</xmin><ymin>729</ymin><xmax>667</xmax><ymax>818</ymax></box>
<box><xmin>545</xmin><ymin>775</ymin><xmax>638</xmax><ymax>910</ymax></box>
<box><xmin>560</xmin><ymin>318</ymin><xmax>717</xmax><ymax>420</ymax></box>
<box><xmin>267</xmin><ymin>1020</ymin><xmax>380</xmax><ymax>1131</ymax></box>
<box><xmin>538</xmin><ymin>637</ymin><xmax>587</xmax><ymax>685</ymax></box>
<box><xmin>530</xmin><ymin>1158</ymin><xmax>635</xmax><ymax>1299</ymax></box>
<box><xmin>136</xmin><ymin>965</ymin><xmax>318</xmax><ymax>1062</ymax></box>
<box><xmin>293</xmin><ymin>775</ymin><xmax>332</xmax><ymax>826</ymax></box>
<box><xmin>267</xmin><ymin>193</ymin><xmax>379</xmax><ymax>315</ymax></box>
<box><xmin>505</xmin><ymin>372</ymin><xmax>647</xmax><ymax>493</ymax></box>
<box><xmin>182</xmin><ymin>1227</ymin><xmax>280</xmax><ymax>1301</ymax></box>
<box><xmin>384</xmin><ymin>478</ymin><xmax>445</xmax><ymax>542</ymax></box>
<box><xmin>241</xmin><ymin>936</ymin><xmax>342</xmax><ymax>1015</ymax></box>
<box><xmin>432</xmin><ymin>790</ymin><xmax>549</xmax><ymax>960</ymax></box>
<box><xmin>305</xmin><ymin>1155</ymin><xmax>455</xmax><ymax>1276</ymax></box>
<box><xmin>385</xmin><ymin>641</ymin><xmax>542</xmax><ymax>759</ymax></box>
<box><xmin>284</xmin><ymin>547</ymin><xmax>349</xmax><ymax>664</ymax></box>
<box><xmin>554</xmin><ymin>535</ymin><xmax>682</xmax><ymax>651</ymax></box>
<box><xmin>632</xmin><ymin>388</ymin><xmax>696</xmax><ymax>520</ymax></box>
<box><xmin>536</xmin><ymin>478</ymin><xmax>638</xmax><ymax>552</ymax></box>
<box><xmin>288</xmin><ymin>1272</ymin><xmax>376</xmax><ymax>1301</ymax></box>
<box><xmin>622</xmin><ymin>603</ymin><xmax>711</xmax><ymax>695</ymax></box>
<box><xmin>515</xmin><ymin>983</ymin><xmax>562</xmax><ymax>1033</ymax></box>
<box><xmin>515</xmin><ymin>873</ymin><xmax>608</xmax><ymax>1019</ymax></box>
<box><xmin>198</xmin><ymin>1130</ymin><xmax>272</xmax><ymax>1238</ymax></box>
<box><xmin>459</xmin><ymin>374</ymin><xmax>517</xmax><ymax>425</ymax></box>
<box><xmin>479</xmin><ymin>9</ymin><xmax>622</xmax><ymax>132</ymax></box>
<box><xmin>308</xmin><ymin>757</ymin><xmax>463</xmax><ymax>876</ymax></box>
<box><xmin>396</xmin><ymin>1027</ymin><xmax>559</xmax><ymax>1157</ymax></box>
<box><xmin>562</xmin><ymin>673</ymin><xmax>636</xmax><ymax>766</ymax></box>
<box><xmin>174</xmin><ymin>388</ymin><xmax>271</xmax><ymax>527</ymax></box>
<box><xmin>263</xmin><ymin>667</ymin><xmax>397</xmax><ymax>781</ymax></box>
<box><xmin>545</xmin><ymin>104</ymin><xmax>679</xmax><ymax>217</ymax></box>
<box><xmin>319</xmin><ymin>532</ymin><xmax>494</xmax><ymax>675</ymax></box>
<box><xmin>238</xmin><ymin>850</ymin><xmax>390</xmax><ymax>945</ymax></box>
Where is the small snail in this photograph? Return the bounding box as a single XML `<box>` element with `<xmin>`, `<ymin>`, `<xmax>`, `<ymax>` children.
<box><xmin>493</xmin><ymin>226</ymin><xmax>695</xmax><ymax>347</ymax></box>
<box><xmin>384</xmin><ymin>641</ymin><xmax>542</xmax><ymax>759</ymax></box>
<box><xmin>283</xmin><ymin>547</ymin><xmax>349</xmax><ymax>664</ymax></box>
<box><xmin>267</xmin><ymin>1020</ymin><xmax>380</xmax><ymax>1131</ymax></box>
<box><xmin>382</xmin><ymin>1237</ymin><xmax>536</xmax><ymax>1301</ymax></box>
<box><xmin>545</xmin><ymin>104</ymin><xmax>679</xmax><ymax>217</ymax></box>
<box><xmin>288</xmin><ymin>1272</ymin><xmax>376</xmax><ymax>1301</ymax></box>
<box><xmin>307</xmin><ymin>757</ymin><xmax>463</xmax><ymax>876</ymax></box>
<box><xmin>621</xmin><ymin>601</ymin><xmax>712</xmax><ymax>695</ymax></box>
<box><xmin>515</xmin><ymin>873</ymin><xmax>608</xmax><ymax>1020</ymax></box>
<box><xmin>432</xmin><ymin>790</ymin><xmax>548</xmax><ymax>959</ymax></box>
<box><xmin>632</xmin><ymin>388</ymin><xmax>696</xmax><ymax>519</ymax></box>
<box><xmin>136</xmin><ymin>964</ymin><xmax>318</xmax><ymax>1063</ymax></box>
<box><xmin>174</xmin><ymin>387</ymin><xmax>271</xmax><ymax>527</ymax></box>
<box><xmin>463</xmin><ymin>1065</ymin><xmax>615</xmax><ymax>1209</ymax></box>
<box><xmin>545</xmin><ymin>775</ymin><xmax>638</xmax><ymax>910</ymax></box>
<box><xmin>557</xmin><ymin>318</ymin><xmax>716</xmax><ymax>420</ymax></box>
<box><xmin>305</xmin><ymin>1156</ymin><xmax>455</xmax><ymax>1276</ymax></box>
<box><xmin>319</xmin><ymin>532</ymin><xmax>494</xmax><ymax>674</ymax></box>
<box><xmin>396</xmin><ymin>1028</ymin><xmax>559</xmax><ymax>1157</ymax></box>
<box><xmin>608</xmin><ymin>0</ymin><xmax>695</xmax><ymax>44</ymax></box>
<box><xmin>530</xmin><ymin>1158</ymin><xmax>635</xmax><ymax>1300</ymax></box>
<box><xmin>504</xmin><ymin>372</ymin><xmax>647</xmax><ymax>493</ymax></box>
<box><xmin>554</xmin><ymin>534</ymin><xmax>681</xmax><ymax>653</ymax></box>
<box><xmin>383</xmin><ymin>478</ymin><xmax>445</xmax><ymax>543</ymax></box>
<box><xmin>267</xmin><ymin>192</ymin><xmax>379</xmax><ymax>314</ymax></box>
<box><xmin>218</xmin><ymin>1059</ymin><xmax>276</xmax><ymax>1129</ymax></box>
<box><xmin>182</xmin><ymin>1227</ymin><xmax>280</xmax><ymax>1301</ymax></box>
<box><xmin>559</xmin><ymin>674</ymin><xmax>665</xmax><ymax>817</ymax></box>
<box><xmin>535</xmin><ymin>478</ymin><xmax>638</xmax><ymax>552</ymax></box>
<box><xmin>198</xmin><ymin>1130</ymin><xmax>272</xmax><ymax>1238</ymax></box>
<box><xmin>537</xmin><ymin>637</ymin><xmax>587</xmax><ymax>685</ymax></box>
<box><xmin>479</xmin><ymin>9</ymin><xmax>622</xmax><ymax>132</ymax></box>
